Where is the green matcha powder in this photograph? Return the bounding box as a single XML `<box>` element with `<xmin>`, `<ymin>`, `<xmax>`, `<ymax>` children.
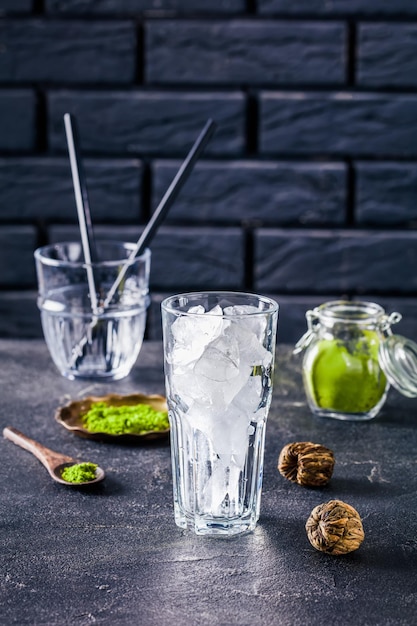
<box><xmin>82</xmin><ymin>402</ymin><xmax>169</xmax><ymax>435</ymax></box>
<box><xmin>61</xmin><ymin>462</ymin><xmax>98</xmax><ymax>483</ymax></box>
<box><xmin>303</xmin><ymin>330</ymin><xmax>387</xmax><ymax>414</ymax></box>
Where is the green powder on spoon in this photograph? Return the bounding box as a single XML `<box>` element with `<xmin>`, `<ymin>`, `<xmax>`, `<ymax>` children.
<box><xmin>61</xmin><ymin>462</ymin><xmax>98</xmax><ymax>483</ymax></box>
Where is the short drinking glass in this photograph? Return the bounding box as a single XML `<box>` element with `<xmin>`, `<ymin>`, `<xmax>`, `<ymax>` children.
<box><xmin>161</xmin><ymin>291</ymin><xmax>279</xmax><ymax>537</ymax></box>
<box><xmin>35</xmin><ymin>241</ymin><xmax>150</xmax><ymax>380</ymax></box>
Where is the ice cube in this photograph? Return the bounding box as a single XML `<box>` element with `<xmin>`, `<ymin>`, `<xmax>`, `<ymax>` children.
<box><xmin>202</xmin><ymin>456</ymin><xmax>227</xmax><ymax>516</ymax></box>
<box><xmin>186</xmin><ymin>392</ymin><xmax>255</xmax><ymax>459</ymax></box>
<box><xmin>170</xmin><ymin>304</ymin><xmax>225</xmax><ymax>366</ymax></box>
<box><xmin>167</xmin><ymin>369</ymin><xmax>200</xmax><ymax>409</ymax></box>
<box><xmin>231</xmin><ymin>374</ymin><xmax>264</xmax><ymax>416</ymax></box>
<box><xmin>202</xmin><ymin>454</ymin><xmax>243</xmax><ymax>518</ymax></box>
<box><xmin>223</xmin><ymin>304</ymin><xmax>268</xmax><ymax>339</ymax></box>
<box><xmin>192</xmin><ymin>330</ymin><xmax>253</xmax><ymax>409</ymax></box>
<box><xmin>226</xmin><ymin>322</ymin><xmax>272</xmax><ymax>368</ymax></box>
<box><xmin>193</xmin><ymin>336</ymin><xmax>239</xmax><ymax>383</ymax></box>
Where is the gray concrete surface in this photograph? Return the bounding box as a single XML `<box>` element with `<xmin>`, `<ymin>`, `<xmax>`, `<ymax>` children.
<box><xmin>1</xmin><ymin>340</ymin><xmax>416</xmax><ymax>625</ymax></box>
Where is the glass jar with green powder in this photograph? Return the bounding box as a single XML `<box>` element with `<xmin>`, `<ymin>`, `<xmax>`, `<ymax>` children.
<box><xmin>294</xmin><ymin>300</ymin><xmax>417</xmax><ymax>421</ymax></box>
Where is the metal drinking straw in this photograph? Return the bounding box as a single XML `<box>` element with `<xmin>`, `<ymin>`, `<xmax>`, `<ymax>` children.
<box><xmin>102</xmin><ymin>118</ymin><xmax>216</xmax><ymax>309</ymax></box>
<box><xmin>68</xmin><ymin>118</ymin><xmax>217</xmax><ymax>368</ymax></box>
<box><xmin>64</xmin><ymin>112</ymin><xmax>99</xmax><ymax>315</ymax></box>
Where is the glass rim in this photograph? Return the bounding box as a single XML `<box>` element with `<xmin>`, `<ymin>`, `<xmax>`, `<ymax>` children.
<box><xmin>161</xmin><ymin>290</ymin><xmax>279</xmax><ymax>317</ymax></box>
<box><xmin>34</xmin><ymin>241</ymin><xmax>150</xmax><ymax>269</ymax></box>
<box><xmin>314</xmin><ymin>299</ymin><xmax>386</xmax><ymax>324</ymax></box>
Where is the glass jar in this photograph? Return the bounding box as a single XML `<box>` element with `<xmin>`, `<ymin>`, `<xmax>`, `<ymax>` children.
<box><xmin>294</xmin><ymin>300</ymin><xmax>406</xmax><ymax>421</ymax></box>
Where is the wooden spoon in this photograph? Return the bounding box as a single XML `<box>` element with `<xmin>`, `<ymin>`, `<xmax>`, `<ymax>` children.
<box><xmin>3</xmin><ymin>426</ymin><xmax>105</xmax><ymax>486</ymax></box>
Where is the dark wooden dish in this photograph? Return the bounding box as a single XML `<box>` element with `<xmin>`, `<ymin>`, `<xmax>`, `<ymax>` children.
<box><xmin>55</xmin><ymin>393</ymin><xmax>169</xmax><ymax>443</ymax></box>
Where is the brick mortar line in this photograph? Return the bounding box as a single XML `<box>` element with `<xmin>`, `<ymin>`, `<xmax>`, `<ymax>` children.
<box><xmin>9</xmin><ymin>14</ymin><xmax>417</xmax><ymax>22</ymax></box>
<box><xmin>2</xmin><ymin>86</ymin><xmax>416</xmax><ymax>95</ymax></box>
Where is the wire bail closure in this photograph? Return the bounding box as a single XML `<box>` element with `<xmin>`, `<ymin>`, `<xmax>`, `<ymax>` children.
<box><xmin>293</xmin><ymin>309</ymin><xmax>319</xmax><ymax>354</ymax></box>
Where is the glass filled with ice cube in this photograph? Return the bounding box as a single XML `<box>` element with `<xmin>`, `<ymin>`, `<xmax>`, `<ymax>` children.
<box><xmin>161</xmin><ymin>291</ymin><xmax>279</xmax><ymax>537</ymax></box>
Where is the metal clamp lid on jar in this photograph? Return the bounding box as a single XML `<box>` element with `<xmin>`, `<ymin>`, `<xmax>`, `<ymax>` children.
<box><xmin>294</xmin><ymin>301</ymin><xmax>417</xmax><ymax>399</ymax></box>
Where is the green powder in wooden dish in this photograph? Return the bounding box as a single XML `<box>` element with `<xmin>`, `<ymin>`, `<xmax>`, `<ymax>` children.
<box><xmin>81</xmin><ymin>402</ymin><xmax>169</xmax><ymax>435</ymax></box>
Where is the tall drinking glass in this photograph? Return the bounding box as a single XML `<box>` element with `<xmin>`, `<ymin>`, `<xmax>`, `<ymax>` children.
<box><xmin>161</xmin><ymin>292</ymin><xmax>279</xmax><ymax>537</ymax></box>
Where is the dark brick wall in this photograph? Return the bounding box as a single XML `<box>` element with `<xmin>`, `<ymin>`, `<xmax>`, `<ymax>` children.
<box><xmin>1</xmin><ymin>0</ymin><xmax>417</xmax><ymax>344</ymax></box>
